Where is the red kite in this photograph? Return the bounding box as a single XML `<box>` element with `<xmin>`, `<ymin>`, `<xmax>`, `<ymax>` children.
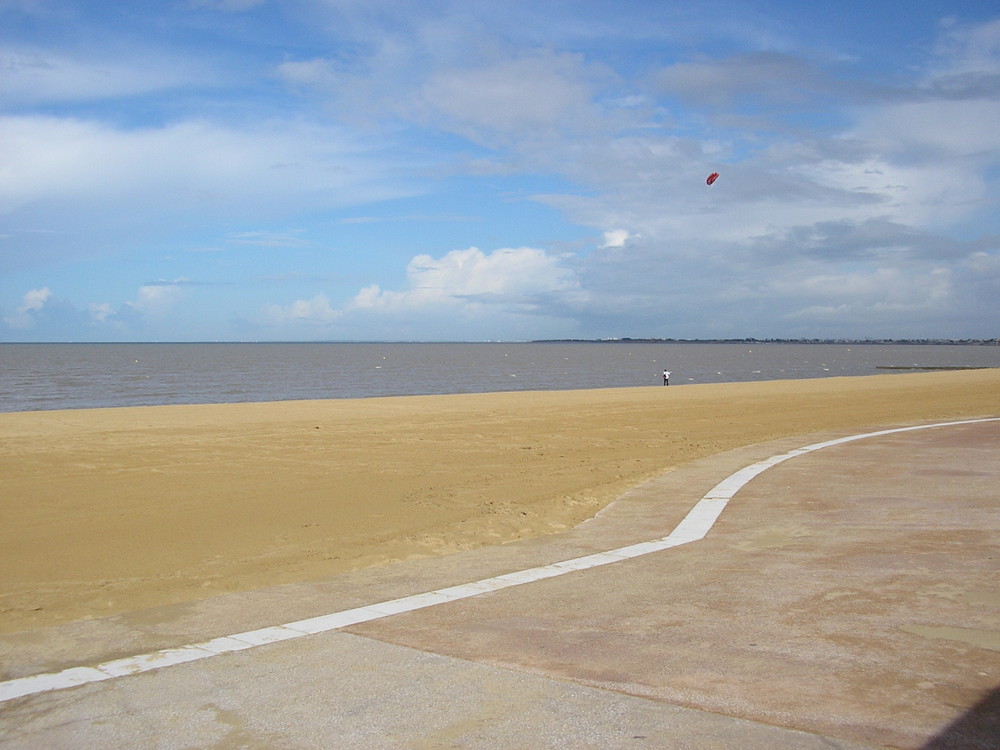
<box><xmin>706</xmin><ymin>172</ymin><xmax>720</xmax><ymax>185</ymax></box>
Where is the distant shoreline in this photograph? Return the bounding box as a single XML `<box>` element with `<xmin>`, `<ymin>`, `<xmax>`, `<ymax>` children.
<box><xmin>531</xmin><ymin>338</ymin><xmax>999</xmax><ymax>346</ymax></box>
<box><xmin>2</xmin><ymin>338</ymin><xmax>998</xmax><ymax>346</ymax></box>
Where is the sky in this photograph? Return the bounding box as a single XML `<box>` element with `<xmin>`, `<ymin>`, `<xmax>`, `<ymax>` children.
<box><xmin>1</xmin><ymin>0</ymin><xmax>999</xmax><ymax>342</ymax></box>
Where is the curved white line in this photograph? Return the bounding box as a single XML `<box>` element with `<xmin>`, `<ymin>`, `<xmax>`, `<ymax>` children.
<box><xmin>2</xmin><ymin>417</ymin><xmax>996</xmax><ymax>704</ymax></box>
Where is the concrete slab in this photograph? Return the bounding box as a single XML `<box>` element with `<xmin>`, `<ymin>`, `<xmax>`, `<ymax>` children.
<box><xmin>1</xmin><ymin>418</ymin><xmax>997</xmax><ymax>749</ymax></box>
<box><xmin>1</xmin><ymin>628</ymin><xmax>885</xmax><ymax>750</ymax></box>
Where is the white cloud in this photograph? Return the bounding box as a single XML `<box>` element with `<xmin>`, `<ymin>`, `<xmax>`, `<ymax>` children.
<box><xmin>276</xmin><ymin>58</ymin><xmax>341</xmax><ymax>89</ymax></box>
<box><xmin>226</xmin><ymin>230</ymin><xmax>309</xmax><ymax>247</ymax></box>
<box><xmin>0</xmin><ymin>45</ymin><xmax>212</xmax><ymax>106</ymax></box>
<box><xmin>0</xmin><ymin>115</ymin><xmax>406</xmax><ymax>219</ymax></box>
<box><xmin>418</xmin><ymin>52</ymin><xmax>612</xmax><ymax>144</ymax></box>
<box><xmin>771</xmin><ymin>266</ymin><xmax>954</xmax><ymax>326</ymax></box>
<box><xmin>2</xmin><ymin>286</ymin><xmax>51</xmax><ymax>329</ymax></box>
<box><xmin>0</xmin><ymin>114</ymin><xmax>417</xmax><ymax>273</ymax></box>
<box><xmin>653</xmin><ymin>51</ymin><xmax>831</xmax><ymax>109</ymax></box>
<box><xmin>18</xmin><ymin>286</ymin><xmax>50</xmax><ymax>311</ymax></box>
<box><xmin>260</xmin><ymin>246</ymin><xmax>581</xmax><ymax>337</ymax></box>
<box><xmin>125</xmin><ymin>284</ymin><xmax>187</xmax><ymax>318</ymax></box>
<box><xmin>360</xmin><ymin>246</ymin><xmax>578</xmax><ymax>308</ymax></box>
<box><xmin>0</xmin><ymin>281</ymin><xmax>226</xmax><ymax>340</ymax></box>
<box><xmin>88</xmin><ymin>302</ymin><xmax>112</xmax><ymax>322</ymax></box>
<box><xmin>599</xmin><ymin>229</ymin><xmax>639</xmax><ymax>248</ymax></box>
<box><xmin>262</xmin><ymin>294</ymin><xmax>341</xmax><ymax>325</ymax></box>
<box><xmin>932</xmin><ymin>17</ymin><xmax>1000</xmax><ymax>77</ymax></box>
<box><xmin>965</xmin><ymin>249</ymin><xmax>1000</xmax><ymax>275</ymax></box>
<box><xmin>853</xmin><ymin>100</ymin><xmax>1000</xmax><ymax>158</ymax></box>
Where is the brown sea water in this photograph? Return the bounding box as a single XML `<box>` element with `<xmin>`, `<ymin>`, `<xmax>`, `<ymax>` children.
<box><xmin>1</xmin><ymin>342</ymin><xmax>997</xmax><ymax>413</ymax></box>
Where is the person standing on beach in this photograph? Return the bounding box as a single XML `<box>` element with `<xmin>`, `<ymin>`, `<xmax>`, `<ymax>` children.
<box><xmin>662</xmin><ymin>370</ymin><xmax>671</xmax><ymax>386</ymax></box>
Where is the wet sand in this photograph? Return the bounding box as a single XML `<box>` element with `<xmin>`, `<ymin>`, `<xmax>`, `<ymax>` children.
<box><xmin>1</xmin><ymin>369</ymin><xmax>997</xmax><ymax>634</ymax></box>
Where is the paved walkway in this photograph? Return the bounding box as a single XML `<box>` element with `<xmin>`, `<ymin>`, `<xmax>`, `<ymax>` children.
<box><xmin>1</xmin><ymin>418</ymin><xmax>998</xmax><ymax>749</ymax></box>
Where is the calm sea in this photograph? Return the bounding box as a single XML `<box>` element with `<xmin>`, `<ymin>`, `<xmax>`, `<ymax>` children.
<box><xmin>1</xmin><ymin>342</ymin><xmax>997</xmax><ymax>413</ymax></box>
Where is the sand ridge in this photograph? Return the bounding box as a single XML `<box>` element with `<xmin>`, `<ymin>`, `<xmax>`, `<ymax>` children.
<box><xmin>1</xmin><ymin>369</ymin><xmax>997</xmax><ymax>634</ymax></box>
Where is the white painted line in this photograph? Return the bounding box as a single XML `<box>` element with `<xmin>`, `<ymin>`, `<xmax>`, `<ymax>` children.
<box><xmin>1</xmin><ymin>417</ymin><xmax>995</xmax><ymax>704</ymax></box>
<box><xmin>0</xmin><ymin>667</ymin><xmax>113</xmax><ymax>703</ymax></box>
<box><xmin>551</xmin><ymin>553</ymin><xmax>627</xmax><ymax>571</ymax></box>
<box><xmin>197</xmin><ymin>636</ymin><xmax>258</xmax><ymax>655</ymax></box>
<box><xmin>285</xmin><ymin>607</ymin><xmax>386</xmax><ymax>634</ymax></box>
<box><xmin>228</xmin><ymin>626</ymin><xmax>303</xmax><ymax>646</ymax></box>
<box><xmin>611</xmin><ymin>540</ymin><xmax>674</xmax><ymax>558</ymax></box>
<box><xmin>495</xmin><ymin>565</ymin><xmax>568</xmax><ymax>584</ymax></box>
<box><xmin>435</xmin><ymin>579</ymin><xmax>513</xmax><ymax>598</ymax></box>
<box><xmin>367</xmin><ymin>592</ymin><xmax>458</xmax><ymax>615</ymax></box>
<box><xmin>98</xmin><ymin>646</ymin><xmax>214</xmax><ymax>677</ymax></box>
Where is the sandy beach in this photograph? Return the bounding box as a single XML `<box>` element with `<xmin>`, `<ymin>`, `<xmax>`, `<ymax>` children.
<box><xmin>1</xmin><ymin>369</ymin><xmax>997</xmax><ymax>635</ymax></box>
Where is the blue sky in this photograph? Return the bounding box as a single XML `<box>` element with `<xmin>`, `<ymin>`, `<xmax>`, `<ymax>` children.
<box><xmin>2</xmin><ymin>0</ymin><xmax>998</xmax><ymax>342</ymax></box>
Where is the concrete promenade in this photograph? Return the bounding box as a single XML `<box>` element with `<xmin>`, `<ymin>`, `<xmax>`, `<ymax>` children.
<box><xmin>1</xmin><ymin>418</ymin><xmax>998</xmax><ymax>748</ymax></box>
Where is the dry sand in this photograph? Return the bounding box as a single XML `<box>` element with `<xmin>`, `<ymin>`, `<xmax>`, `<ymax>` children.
<box><xmin>1</xmin><ymin>369</ymin><xmax>997</xmax><ymax>635</ymax></box>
